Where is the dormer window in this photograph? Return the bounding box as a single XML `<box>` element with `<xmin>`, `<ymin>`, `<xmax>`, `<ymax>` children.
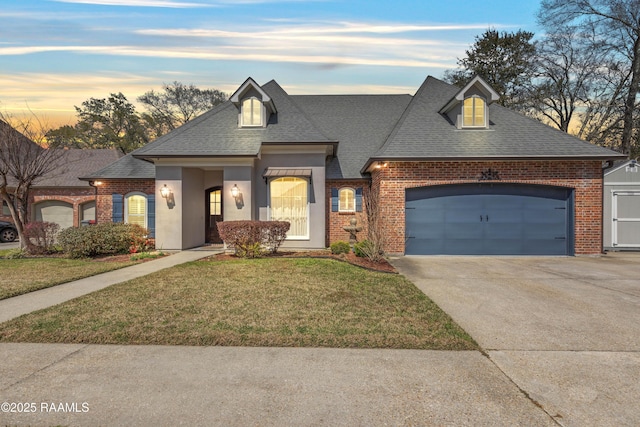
<box><xmin>439</xmin><ymin>75</ymin><xmax>498</xmax><ymax>130</ymax></box>
<box><xmin>242</xmin><ymin>97</ymin><xmax>263</xmax><ymax>127</ymax></box>
<box><xmin>463</xmin><ymin>96</ymin><xmax>486</xmax><ymax>127</ymax></box>
<box><xmin>230</xmin><ymin>77</ymin><xmax>277</xmax><ymax>129</ymax></box>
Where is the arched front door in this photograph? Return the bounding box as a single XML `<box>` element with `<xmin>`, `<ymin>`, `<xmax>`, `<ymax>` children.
<box><xmin>205</xmin><ymin>187</ymin><xmax>223</xmax><ymax>244</ymax></box>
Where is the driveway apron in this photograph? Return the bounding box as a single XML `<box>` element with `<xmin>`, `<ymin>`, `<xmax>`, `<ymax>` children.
<box><xmin>391</xmin><ymin>253</ymin><xmax>640</xmax><ymax>426</ymax></box>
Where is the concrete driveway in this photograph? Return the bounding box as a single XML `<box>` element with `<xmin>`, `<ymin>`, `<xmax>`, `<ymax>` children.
<box><xmin>392</xmin><ymin>253</ymin><xmax>640</xmax><ymax>426</ymax></box>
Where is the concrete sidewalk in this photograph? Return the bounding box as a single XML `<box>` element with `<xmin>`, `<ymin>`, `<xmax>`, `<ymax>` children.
<box><xmin>0</xmin><ymin>249</ymin><xmax>218</xmax><ymax>324</ymax></box>
<box><xmin>0</xmin><ymin>344</ymin><xmax>555</xmax><ymax>426</ymax></box>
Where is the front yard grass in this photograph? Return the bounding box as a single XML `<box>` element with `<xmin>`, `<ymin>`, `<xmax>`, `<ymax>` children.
<box><xmin>0</xmin><ymin>257</ymin><xmax>136</xmax><ymax>300</ymax></box>
<box><xmin>0</xmin><ymin>257</ymin><xmax>477</xmax><ymax>350</ymax></box>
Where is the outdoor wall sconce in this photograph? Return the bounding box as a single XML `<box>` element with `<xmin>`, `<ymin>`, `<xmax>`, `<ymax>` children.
<box><xmin>160</xmin><ymin>184</ymin><xmax>175</xmax><ymax>208</ymax></box>
<box><xmin>160</xmin><ymin>184</ymin><xmax>172</xmax><ymax>199</ymax></box>
<box><xmin>230</xmin><ymin>184</ymin><xmax>240</xmax><ymax>200</ymax></box>
<box><xmin>230</xmin><ymin>184</ymin><xmax>244</xmax><ymax>208</ymax></box>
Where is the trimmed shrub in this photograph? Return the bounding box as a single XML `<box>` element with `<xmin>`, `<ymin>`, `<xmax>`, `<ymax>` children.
<box><xmin>24</xmin><ymin>221</ymin><xmax>60</xmax><ymax>254</ymax></box>
<box><xmin>330</xmin><ymin>240</ymin><xmax>351</xmax><ymax>254</ymax></box>
<box><xmin>217</xmin><ymin>221</ymin><xmax>290</xmax><ymax>258</ymax></box>
<box><xmin>58</xmin><ymin>222</ymin><xmax>151</xmax><ymax>258</ymax></box>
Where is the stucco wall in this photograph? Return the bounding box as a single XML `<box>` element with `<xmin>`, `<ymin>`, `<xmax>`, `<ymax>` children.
<box><xmin>256</xmin><ymin>153</ymin><xmax>326</xmax><ymax>249</ymax></box>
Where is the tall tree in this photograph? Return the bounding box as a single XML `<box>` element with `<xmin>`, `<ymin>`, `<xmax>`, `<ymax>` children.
<box><xmin>0</xmin><ymin>114</ymin><xmax>67</xmax><ymax>250</ymax></box>
<box><xmin>539</xmin><ymin>0</ymin><xmax>640</xmax><ymax>156</ymax></box>
<box><xmin>73</xmin><ymin>92</ymin><xmax>149</xmax><ymax>154</ymax></box>
<box><xmin>138</xmin><ymin>81</ymin><xmax>227</xmax><ymax>137</ymax></box>
<box><xmin>527</xmin><ymin>26</ymin><xmax>615</xmax><ymax>133</ymax></box>
<box><xmin>443</xmin><ymin>28</ymin><xmax>537</xmax><ymax>109</ymax></box>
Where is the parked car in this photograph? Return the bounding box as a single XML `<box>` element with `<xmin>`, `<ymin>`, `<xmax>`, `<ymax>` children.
<box><xmin>0</xmin><ymin>221</ymin><xmax>17</xmax><ymax>242</ymax></box>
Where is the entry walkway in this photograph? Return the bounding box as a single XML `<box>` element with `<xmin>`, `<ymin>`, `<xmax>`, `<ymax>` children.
<box><xmin>0</xmin><ymin>249</ymin><xmax>218</xmax><ymax>324</ymax></box>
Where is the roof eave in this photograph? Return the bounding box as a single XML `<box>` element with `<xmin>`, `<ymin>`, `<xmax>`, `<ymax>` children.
<box><xmin>361</xmin><ymin>153</ymin><xmax>627</xmax><ymax>174</ymax></box>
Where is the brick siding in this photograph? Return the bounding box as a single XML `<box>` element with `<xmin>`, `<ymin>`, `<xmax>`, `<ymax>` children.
<box><xmin>95</xmin><ymin>179</ymin><xmax>156</xmax><ymax>223</ymax></box>
<box><xmin>326</xmin><ymin>180</ymin><xmax>370</xmax><ymax>246</ymax></box>
<box><xmin>371</xmin><ymin>160</ymin><xmax>604</xmax><ymax>255</ymax></box>
<box><xmin>2</xmin><ymin>187</ymin><xmax>96</xmax><ymax>227</ymax></box>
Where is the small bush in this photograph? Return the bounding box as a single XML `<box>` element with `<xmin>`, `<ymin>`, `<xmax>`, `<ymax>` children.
<box><xmin>58</xmin><ymin>222</ymin><xmax>150</xmax><ymax>258</ymax></box>
<box><xmin>354</xmin><ymin>240</ymin><xmax>374</xmax><ymax>258</ymax></box>
<box><xmin>24</xmin><ymin>221</ymin><xmax>60</xmax><ymax>254</ymax></box>
<box><xmin>3</xmin><ymin>248</ymin><xmax>26</xmax><ymax>259</ymax></box>
<box><xmin>217</xmin><ymin>221</ymin><xmax>290</xmax><ymax>258</ymax></box>
<box><xmin>330</xmin><ymin>241</ymin><xmax>351</xmax><ymax>254</ymax></box>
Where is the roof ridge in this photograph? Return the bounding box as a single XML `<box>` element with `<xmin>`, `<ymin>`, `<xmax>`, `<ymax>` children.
<box><xmin>369</xmin><ymin>77</ymin><xmax>434</xmax><ymax>161</ymax></box>
<box><xmin>261</xmin><ymin>80</ymin><xmax>334</xmax><ymax>142</ymax></box>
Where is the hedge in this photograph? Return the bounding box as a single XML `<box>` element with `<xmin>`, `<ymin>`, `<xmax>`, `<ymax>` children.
<box><xmin>58</xmin><ymin>223</ymin><xmax>151</xmax><ymax>258</ymax></box>
<box><xmin>217</xmin><ymin>221</ymin><xmax>290</xmax><ymax>258</ymax></box>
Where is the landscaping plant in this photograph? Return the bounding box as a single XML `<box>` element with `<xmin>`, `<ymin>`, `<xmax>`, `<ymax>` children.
<box><xmin>58</xmin><ymin>222</ymin><xmax>150</xmax><ymax>258</ymax></box>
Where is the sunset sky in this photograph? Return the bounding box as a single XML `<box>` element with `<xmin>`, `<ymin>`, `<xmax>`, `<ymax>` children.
<box><xmin>1</xmin><ymin>0</ymin><xmax>541</xmax><ymax>126</ymax></box>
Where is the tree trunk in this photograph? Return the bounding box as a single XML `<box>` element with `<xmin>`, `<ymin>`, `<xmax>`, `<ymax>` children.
<box><xmin>620</xmin><ymin>35</ymin><xmax>640</xmax><ymax>156</ymax></box>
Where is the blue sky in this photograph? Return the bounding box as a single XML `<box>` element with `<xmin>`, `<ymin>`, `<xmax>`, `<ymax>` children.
<box><xmin>0</xmin><ymin>0</ymin><xmax>542</xmax><ymax>125</ymax></box>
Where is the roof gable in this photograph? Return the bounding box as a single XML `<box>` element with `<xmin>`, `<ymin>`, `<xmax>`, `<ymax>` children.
<box><xmin>366</xmin><ymin>76</ymin><xmax>624</xmax><ymax>171</ymax></box>
<box><xmin>230</xmin><ymin>77</ymin><xmax>276</xmax><ymax>114</ymax></box>
<box><xmin>439</xmin><ymin>75</ymin><xmax>500</xmax><ymax>114</ymax></box>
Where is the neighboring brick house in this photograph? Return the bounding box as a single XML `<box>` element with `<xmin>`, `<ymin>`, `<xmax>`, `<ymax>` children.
<box><xmin>83</xmin><ymin>75</ymin><xmax>625</xmax><ymax>255</ymax></box>
<box><xmin>0</xmin><ymin>134</ymin><xmax>121</xmax><ymax>230</ymax></box>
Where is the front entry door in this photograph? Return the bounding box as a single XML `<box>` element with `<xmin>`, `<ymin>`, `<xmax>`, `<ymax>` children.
<box><xmin>205</xmin><ymin>187</ymin><xmax>223</xmax><ymax>244</ymax></box>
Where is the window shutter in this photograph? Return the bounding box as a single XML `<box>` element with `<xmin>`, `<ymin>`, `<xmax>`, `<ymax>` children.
<box><xmin>355</xmin><ymin>188</ymin><xmax>363</xmax><ymax>212</ymax></box>
<box><xmin>331</xmin><ymin>188</ymin><xmax>339</xmax><ymax>212</ymax></box>
<box><xmin>147</xmin><ymin>195</ymin><xmax>155</xmax><ymax>238</ymax></box>
<box><xmin>112</xmin><ymin>194</ymin><xmax>123</xmax><ymax>223</ymax></box>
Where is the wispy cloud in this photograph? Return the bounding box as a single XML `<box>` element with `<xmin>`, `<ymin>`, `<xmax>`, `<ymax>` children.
<box><xmin>52</xmin><ymin>0</ymin><xmax>211</xmax><ymax>8</ymax></box>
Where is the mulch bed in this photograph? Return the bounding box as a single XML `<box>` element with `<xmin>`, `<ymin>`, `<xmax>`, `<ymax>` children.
<box><xmin>210</xmin><ymin>250</ymin><xmax>397</xmax><ymax>274</ymax></box>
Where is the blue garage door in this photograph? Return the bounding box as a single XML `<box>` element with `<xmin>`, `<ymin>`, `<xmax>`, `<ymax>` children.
<box><xmin>406</xmin><ymin>184</ymin><xmax>574</xmax><ymax>255</ymax></box>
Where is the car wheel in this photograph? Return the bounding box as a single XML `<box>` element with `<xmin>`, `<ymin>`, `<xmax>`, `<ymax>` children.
<box><xmin>0</xmin><ymin>227</ymin><xmax>17</xmax><ymax>242</ymax></box>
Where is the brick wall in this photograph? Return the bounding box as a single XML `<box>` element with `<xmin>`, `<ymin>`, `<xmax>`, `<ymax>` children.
<box><xmin>326</xmin><ymin>180</ymin><xmax>369</xmax><ymax>245</ymax></box>
<box><xmin>2</xmin><ymin>187</ymin><xmax>96</xmax><ymax>226</ymax></box>
<box><xmin>95</xmin><ymin>179</ymin><xmax>156</xmax><ymax>223</ymax></box>
<box><xmin>372</xmin><ymin>160</ymin><xmax>604</xmax><ymax>255</ymax></box>
<box><xmin>30</xmin><ymin>187</ymin><xmax>96</xmax><ymax>227</ymax></box>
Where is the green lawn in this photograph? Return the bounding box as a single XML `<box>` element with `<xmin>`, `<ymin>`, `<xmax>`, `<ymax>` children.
<box><xmin>0</xmin><ymin>257</ymin><xmax>136</xmax><ymax>300</ymax></box>
<box><xmin>0</xmin><ymin>257</ymin><xmax>477</xmax><ymax>350</ymax></box>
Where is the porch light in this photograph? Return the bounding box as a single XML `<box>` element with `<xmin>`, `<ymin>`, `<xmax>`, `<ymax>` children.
<box><xmin>160</xmin><ymin>184</ymin><xmax>171</xmax><ymax>199</ymax></box>
<box><xmin>231</xmin><ymin>184</ymin><xmax>240</xmax><ymax>200</ymax></box>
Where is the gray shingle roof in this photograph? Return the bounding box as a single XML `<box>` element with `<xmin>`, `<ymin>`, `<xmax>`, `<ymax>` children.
<box><xmin>133</xmin><ymin>80</ymin><xmax>333</xmax><ymax>159</ymax></box>
<box><xmin>292</xmin><ymin>94</ymin><xmax>411</xmax><ymax>179</ymax></box>
<box><xmin>33</xmin><ymin>149</ymin><xmax>122</xmax><ymax>187</ymax></box>
<box><xmin>80</xmin><ymin>153</ymin><xmax>154</xmax><ymax>180</ymax></box>
<box><xmin>87</xmin><ymin>75</ymin><xmax>625</xmax><ymax>181</ymax></box>
<box><xmin>372</xmin><ymin>76</ymin><xmax>624</xmax><ymax>164</ymax></box>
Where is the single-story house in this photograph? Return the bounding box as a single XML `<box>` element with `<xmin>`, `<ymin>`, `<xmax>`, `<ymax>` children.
<box><xmin>82</xmin><ymin>75</ymin><xmax>625</xmax><ymax>255</ymax></box>
<box><xmin>603</xmin><ymin>159</ymin><xmax>640</xmax><ymax>250</ymax></box>
<box><xmin>1</xmin><ymin>146</ymin><xmax>121</xmax><ymax>230</ymax></box>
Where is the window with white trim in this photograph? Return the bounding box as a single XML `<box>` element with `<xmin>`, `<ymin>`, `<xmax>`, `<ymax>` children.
<box><xmin>339</xmin><ymin>188</ymin><xmax>355</xmax><ymax>212</ymax></box>
<box><xmin>463</xmin><ymin>96</ymin><xmax>486</xmax><ymax>127</ymax></box>
<box><xmin>241</xmin><ymin>97</ymin><xmax>263</xmax><ymax>127</ymax></box>
<box><xmin>269</xmin><ymin>177</ymin><xmax>308</xmax><ymax>239</ymax></box>
<box><xmin>2</xmin><ymin>200</ymin><xmax>10</xmax><ymax>216</ymax></box>
<box><xmin>125</xmin><ymin>193</ymin><xmax>147</xmax><ymax>229</ymax></box>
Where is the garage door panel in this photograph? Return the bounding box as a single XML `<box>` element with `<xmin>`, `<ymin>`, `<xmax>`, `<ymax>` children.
<box><xmin>617</xmin><ymin>195</ymin><xmax>640</xmax><ymax>217</ymax></box>
<box><xmin>34</xmin><ymin>201</ymin><xmax>73</xmax><ymax>230</ymax></box>
<box><xmin>405</xmin><ymin>184</ymin><xmax>572</xmax><ymax>255</ymax></box>
<box><xmin>615</xmin><ymin>222</ymin><xmax>640</xmax><ymax>246</ymax></box>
